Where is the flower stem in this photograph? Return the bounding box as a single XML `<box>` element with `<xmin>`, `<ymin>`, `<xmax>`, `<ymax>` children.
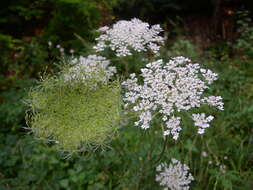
<box><xmin>154</xmin><ymin>136</ymin><xmax>168</xmax><ymax>165</ymax></box>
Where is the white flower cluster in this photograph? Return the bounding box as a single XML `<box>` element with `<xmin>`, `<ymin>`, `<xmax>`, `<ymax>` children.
<box><xmin>63</xmin><ymin>55</ymin><xmax>116</xmax><ymax>84</ymax></box>
<box><xmin>156</xmin><ymin>158</ymin><xmax>194</xmax><ymax>190</ymax></box>
<box><xmin>122</xmin><ymin>56</ymin><xmax>224</xmax><ymax>139</ymax></box>
<box><xmin>192</xmin><ymin>113</ymin><xmax>214</xmax><ymax>134</ymax></box>
<box><xmin>94</xmin><ymin>18</ymin><xmax>164</xmax><ymax>57</ymax></box>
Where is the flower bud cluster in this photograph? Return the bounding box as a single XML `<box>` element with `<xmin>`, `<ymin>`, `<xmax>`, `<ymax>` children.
<box><xmin>122</xmin><ymin>56</ymin><xmax>224</xmax><ymax>139</ymax></box>
<box><xmin>63</xmin><ymin>55</ymin><xmax>116</xmax><ymax>84</ymax></box>
<box><xmin>94</xmin><ymin>18</ymin><xmax>164</xmax><ymax>56</ymax></box>
<box><xmin>156</xmin><ymin>158</ymin><xmax>194</xmax><ymax>190</ymax></box>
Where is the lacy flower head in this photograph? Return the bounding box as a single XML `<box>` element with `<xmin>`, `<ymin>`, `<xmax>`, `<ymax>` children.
<box><xmin>93</xmin><ymin>18</ymin><xmax>164</xmax><ymax>57</ymax></box>
<box><xmin>156</xmin><ymin>158</ymin><xmax>194</xmax><ymax>190</ymax></box>
<box><xmin>26</xmin><ymin>56</ymin><xmax>121</xmax><ymax>153</ymax></box>
<box><xmin>122</xmin><ymin>56</ymin><xmax>224</xmax><ymax>139</ymax></box>
<box><xmin>63</xmin><ymin>55</ymin><xmax>116</xmax><ymax>85</ymax></box>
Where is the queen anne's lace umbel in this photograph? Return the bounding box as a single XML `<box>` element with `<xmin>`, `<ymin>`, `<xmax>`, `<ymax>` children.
<box><xmin>122</xmin><ymin>57</ymin><xmax>224</xmax><ymax>139</ymax></box>
<box><xmin>192</xmin><ymin>113</ymin><xmax>214</xmax><ymax>134</ymax></box>
<box><xmin>94</xmin><ymin>18</ymin><xmax>164</xmax><ymax>57</ymax></box>
<box><xmin>63</xmin><ymin>55</ymin><xmax>116</xmax><ymax>84</ymax></box>
<box><xmin>156</xmin><ymin>158</ymin><xmax>194</xmax><ymax>190</ymax></box>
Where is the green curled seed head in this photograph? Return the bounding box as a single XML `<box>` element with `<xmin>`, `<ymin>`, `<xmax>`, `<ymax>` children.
<box><xmin>26</xmin><ymin>56</ymin><xmax>121</xmax><ymax>153</ymax></box>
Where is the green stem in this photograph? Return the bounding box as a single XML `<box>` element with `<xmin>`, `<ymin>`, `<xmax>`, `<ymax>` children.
<box><xmin>124</xmin><ymin>60</ymin><xmax>129</xmax><ymax>75</ymax></box>
<box><xmin>154</xmin><ymin>136</ymin><xmax>168</xmax><ymax>165</ymax></box>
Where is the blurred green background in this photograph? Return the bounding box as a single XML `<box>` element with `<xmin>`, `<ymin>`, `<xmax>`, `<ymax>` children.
<box><xmin>1</xmin><ymin>0</ymin><xmax>253</xmax><ymax>189</ymax></box>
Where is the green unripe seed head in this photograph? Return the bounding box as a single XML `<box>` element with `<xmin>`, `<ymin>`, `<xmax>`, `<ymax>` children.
<box><xmin>26</xmin><ymin>75</ymin><xmax>121</xmax><ymax>153</ymax></box>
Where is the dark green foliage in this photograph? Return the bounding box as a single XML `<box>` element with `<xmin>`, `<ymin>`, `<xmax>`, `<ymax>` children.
<box><xmin>114</xmin><ymin>0</ymin><xmax>214</xmax><ymax>22</ymax></box>
<box><xmin>234</xmin><ymin>10</ymin><xmax>253</xmax><ymax>60</ymax></box>
<box><xmin>0</xmin><ymin>34</ymin><xmax>22</xmax><ymax>73</ymax></box>
<box><xmin>0</xmin><ymin>0</ymin><xmax>115</xmax><ymax>79</ymax></box>
<box><xmin>43</xmin><ymin>0</ymin><xmax>101</xmax><ymax>48</ymax></box>
<box><xmin>0</xmin><ymin>77</ymin><xmax>36</xmax><ymax>130</ymax></box>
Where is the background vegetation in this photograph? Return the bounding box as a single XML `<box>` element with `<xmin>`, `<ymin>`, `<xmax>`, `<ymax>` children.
<box><xmin>1</xmin><ymin>0</ymin><xmax>253</xmax><ymax>189</ymax></box>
